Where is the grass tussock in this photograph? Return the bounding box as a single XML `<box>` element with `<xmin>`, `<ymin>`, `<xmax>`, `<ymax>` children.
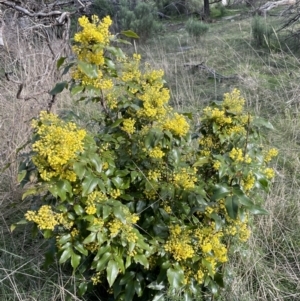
<box><xmin>1</xmin><ymin>6</ymin><xmax>300</xmax><ymax>300</ymax></box>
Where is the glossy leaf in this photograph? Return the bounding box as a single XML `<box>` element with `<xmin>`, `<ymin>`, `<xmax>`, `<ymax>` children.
<box><xmin>107</xmin><ymin>259</ymin><xmax>119</xmax><ymax>287</ymax></box>
<box><xmin>57</xmin><ymin>56</ymin><xmax>66</xmax><ymax>69</ymax></box>
<box><xmin>121</xmin><ymin>30</ymin><xmax>140</xmax><ymax>39</ymax></box>
<box><xmin>225</xmin><ymin>195</ymin><xmax>239</xmax><ymax>219</ymax></box>
<box><xmin>96</xmin><ymin>252</ymin><xmax>111</xmax><ymax>271</ymax></box>
<box><xmin>134</xmin><ymin>254</ymin><xmax>149</xmax><ymax>269</ymax></box>
<box><xmin>71</xmin><ymin>251</ymin><xmax>81</xmax><ymax>269</ymax></box>
<box><xmin>78</xmin><ymin>61</ymin><xmax>98</xmax><ymax>79</ymax></box>
<box><xmin>211</xmin><ymin>184</ymin><xmax>231</xmax><ymax>201</ymax></box>
<box><xmin>167</xmin><ymin>266</ymin><xmax>184</xmax><ymax>289</ymax></box>
<box><xmin>59</xmin><ymin>247</ymin><xmax>72</xmax><ymax>264</ymax></box>
<box><xmin>49</xmin><ymin>81</ymin><xmax>68</xmax><ymax>95</ymax></box>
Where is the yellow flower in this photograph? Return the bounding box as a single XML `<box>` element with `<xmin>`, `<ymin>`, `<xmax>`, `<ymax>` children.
<box><xmin>162</xmin><ymin>113</ymin><xmax>190</xmax><ymax>137</ymax></box>
<box><xmin>223</xmin><ymin>89</ymin><xmax>245</xmax><ymax>114</ymax></box>
<box><xmin>164</xmin><ymin>225</ymin><xmax>195</xmax><ymax>261</ymax></box>
<box><xmin>25</xmin><ymin>205</ymin><xmax>61</xmax><ymax>230</ymax></box>
<box><xmin>32</xmin><ymin>111</ymin><xmax>86</xmax><ymax>182</ymax></box>
<box><xmin>229</xmin><ymin>148</ymin><xmax>244</xmax><ymax>163</ymax></box>
<box><xmin>148</xmin><ymin>147</ymin><xmax>164</xmax><ymax>159</ymax></box>
<box><xmin>264</xmin><ymin>148</ymin><xmax>278</xmax><ymax>162</ymax></box>
<box><xmin>121</xmin><ymin>118</ymin><xmax>136</xmax><ymax>134</ymax></box>
<box><xmin>264</xmin><ymin>168</ymin><xmax>275</xmax><ymax>179</ymax></box>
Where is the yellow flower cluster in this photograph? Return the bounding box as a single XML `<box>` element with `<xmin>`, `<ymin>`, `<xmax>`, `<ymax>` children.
<box><xmin>148</xmin><ymin>147</ymin><xmax>165</xmax><ymax>159</ymax></box>
<box><xmin>108</xmin><ymin>219</ymin><xmax>123</xmax><ymax>237</ymax></box>
<box><xmin>74</xmin><ymin>15</ymin><xmax>112</xmax><ymax>46</ymax></box>
<box><xmin>264</xmin><ymin>168</ymin><xmax>275</xmax><ymax>179</ymax></box>
<box><xmin>172</xmin><ymin>168</ymin><xmax>197</xmax><ymax>190</ymax></box>
<box><xmin>147</xmin><ymin>169</ymin><xmax>161</xmax><ymax>181</ymax></box>
<box><xmin>199</xmin><ymin>135</ymin><xmax>216</xmax><ymax>148</ymax></box>
<box><xmin>108</xmin><ymin>214</ymin><xmax>139</xmax><ymax>244</ymax></box>
<box><xmin>72</xmin><ymin>16</ymin><xmax>113</xmax><ymax>90</ymax></box>
<box><xmin>264</xmin><ymin>148</ymin><xmax>278</xmax><ymax>162</ymax></box>
<box><xmin>91</xmin><ymin>272</ymin><xmax>102</xmax><ymax>285</ymax></box>
<box><xmin>32</xmin><ymin>111</ymin><xmax>86</xmax><ymax>182</ymax></box>
<box><xmin>121</xmin><ymin>118</ymin><xmax>136</xmax><ymax>134</ymax></box>
<box><xmin>25</xmin><ymin>205</ymin><xmax>62</xmax><ymax>230</ymax></box>
<box><xmin>164</xmin><ymin>225</ymin><xmax>195</xmax><ymax>261</ymax></box>
<box><xmin>137</xmin><ymin>85</ymin><xmax>170</xmax><ymax>119</ymax></box>
<box><xmin>85</xmin><ymin>191</ymin><xmax>107</xmax><ymax>215</ymax></box>
<box><xmin>213</xmin><ymin>160</ymin><xmax>221</xmax><ymax>171</ymax></box>
<box><xmin>229</xmin><ymin>147</ymin><xmax>244</xmax><ymax>163</ymax></box>
<box><xmin>162</xmin><ymin>113</ymin><xmax>190</xmax><ymax>137</ymax></box>
<box><xmin>203</xmin><ymin>107</ymin><xmax>232</xmax><ymax>126</ymax></box>
<box><xmin>222</xmin><ymin>88</ymin><xmax>245</xmax><ymax>114</ymax></box>
<box><xmin>242</xmin><ymin>172</ymin><xmax>255</xmax><ymax>191</ymax></box>
<box><xmin>110</xmin><ymin>189</ymin><xmax>121</xmax><ymax>199</ymax></box>
<box><xmin>220</xmin><ymin>201</ymin><xmax>251</xmax><ymax>242</ymax></box>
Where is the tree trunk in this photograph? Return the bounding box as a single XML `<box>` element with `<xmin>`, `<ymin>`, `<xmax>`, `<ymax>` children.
<box><xmin>203</xmin><ymin>0</ymin><xmax>210</xmax><ymax>18</ymax></box>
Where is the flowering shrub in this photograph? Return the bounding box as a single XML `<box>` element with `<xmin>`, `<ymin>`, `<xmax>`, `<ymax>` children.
<box><xmin>17</xmin><ymin>15</ymin><xmax>277</xmax><ymax>301</ymax></box>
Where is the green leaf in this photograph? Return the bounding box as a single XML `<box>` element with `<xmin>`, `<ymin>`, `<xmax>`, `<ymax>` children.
<box><xmin>83</xmin><ymin>232</ymin><xmax>97</xmax><ymax>244</ymax></box>
<box><xmin>58</xmin><ymin>234</ymin><xmax>71</xmax><ymax>245</ymax></box>
<box><xmin>106</xmin><ymin>46</ymin><xmax>126</xmax><ymax>59</ymax></box>
<box><xmin>49</xmin><ymin>81</ymin><xmax>68</xmax><ymax>95</ymax></box>
<box><xmin>57</xmin><ymin>57</ymin><xmax>66</xmax><ymax>69</ymax></box>
<box><xmin>232</xmin><ymin>186</ymin><xmax>254</xmax><ymax>207</ymax></box>
<box><xmin>0</xmin><ymin>162</ymin><xmax>11</xmax><ymax>174</ymax></box>
<box><xmin>78</xmin><ymin>61</ymin><xmax>98</xmax><ymax>79</ymax></box>
<box><xmin>125</xmin><ymin>280</ymin><xmax>136</xmax><ymax>301</ymax></box>
<box><xmin>167</xmin><ymin>266</ymin><xmax>185</xmax><ymax>289</ymax></box>
<box><xmin>121</xmin><ymin>30</ymin><xmax>140</xmax><ymax>39</ymax></box>
<box><xmin>74</xmin><ymin>204</ymin><xmax>84</xmax><ymax>216</ymax></box>
<box><xmin>88</xmin><ymin>153</ymin><xmax>103</xmax><ymax>173</ymax></box>
<box><xmin>112</xmin><ymin>176</ymin><xmax>123</xmax><ymax>189</ymax></box>
<box><xmin>105</xmin><ymin>58</ymin><xmax>116</xmax><ymax>70</ymax></box>
<box><xmin>120</xmin><ymin>271</ymin><xmax>135</xmax><ymax>285</ymax></box>
<box><xmin>82</xmin><ymin>175</ymin><xmax>100</xmax><ymax>196</ymax></box>
<box><xmin>73</xmin><ymin>162</ymin><xmax>86</xmax><ymax>180</ymax></box>
<box><xmin>225</xmin><ymin>195</ymin><xmax>239</xmax><ymax>219</ymax></box>
<box><xmin>113</xmin><ymin>206</ymin><xmax>126</xmax><ymax>222</ymax></box>
<box><xmin>252</xmin><ymin>117</ymin><xmax>274</xmax><ymax>130</ymax></box>
<box><xmin>62</xmin><ymin>62</ymin><xmax>75</xmax><ymax>75</ymax></box>
<box><xmin>78</xmin><ymin>282</ymin><xmax>88</xmax><ymax>297</ymax></box>
<box><xmin>48</xmin><ymin>180</ymin><xmax>72</xmax><ymax>201</ymax></box>
<box><xmin>211</xmin><ymin>184</ymin><xmax>231</xmax><ymax>201</ymax></box>
<box><xmin>183</xmin><ymin>291</ymin><xmax>193</xmax><ymax>301</ymax></box>
<box><xmin>210</xmin><ymin>213</ymin><xmax>223</xmax><ymax>231</ymax></box>
<box><xmin>10</xmin><ymin>219</ymin><xmax>28</xmax><ymax>232</ymax></box>
<box><xmin>22</xmin><ymin>187</ymin><xmax>38</xmax><ymax>200</ymax></box>
<box><xmin>147</xmin><ymin>281</ymin><xmax>165</xmax><ymax>290</ymax></box>
<box><xmin>96</xmin><ymin>252</ymin><xmax>111</xmax><ymax>271</ymax></box>
<box><xmin>114</xmin><ymin>254</ymin><xmax>125</xmax><ymax>273</ymax></box>
<box><xmin>71</xmin><ymin>251</ymin><xmax>81</xmax><ymax>269</ymax></box>
<box><xmin>248</xmin><ymin>206</ymin><xmax>269</xmax><ymax>215</ymax></box>
<box><xmin>193</xmin><ymin>157</ymin><xmax>209</xmax><ymax>167</ymax></box>
<box><xmin>59</xmin><ymin>247</ymin><xmax>72</xmax><ymax>264</ymax></box>
<box><xmin>214</xmin><ymin>272</ymin><xmax>224</xmax><ymax>288</ymax></box>
<box><xmin>134</xmin><ymin>278</ymin><xmax>142</xmax><ymax>297</ymax></box>
<box><xmin>71</xmin><ymin>85</ymin><xmax>84</xmax><ymax>96</ymax></box>
<box><xmin>74</xmin><ymin>242</ymin><xmax>88</xmax><ymax>256</ymax></box>
<box><xmin>152</xmin><ymin>292</ymin><xmax>165</xmax><ymax>301</ymax></box>
<box><xmin>107</xmin><ymin>260</ymin><xmax>119</xmax><ymax>287</ymax></box>
<box><xmin>17</xmin><ymin>170</ymin><xmax>27</xmax><ymax>183</ymax></box>
<box><xmin>134</xmin><ymin>254</ymin><xmax>149</xmax><ymax>269</ymax></box>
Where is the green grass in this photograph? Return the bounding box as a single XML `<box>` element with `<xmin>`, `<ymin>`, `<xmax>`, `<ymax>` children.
<box><xmin>1</xmin><ymin>6</ymin><xmax>300</xmax><ymax>301</ymax></box>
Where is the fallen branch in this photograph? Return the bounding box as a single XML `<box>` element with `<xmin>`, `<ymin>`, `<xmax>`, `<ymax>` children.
<box><xmin>184</xmin><ymin>62</ymin><xmax>239</xmax><ymax>81</ymax></box>
<box><xmin>258</xmin><ymin>0</ymin><xmax>296</xmax><ymax>16</ymax></box>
